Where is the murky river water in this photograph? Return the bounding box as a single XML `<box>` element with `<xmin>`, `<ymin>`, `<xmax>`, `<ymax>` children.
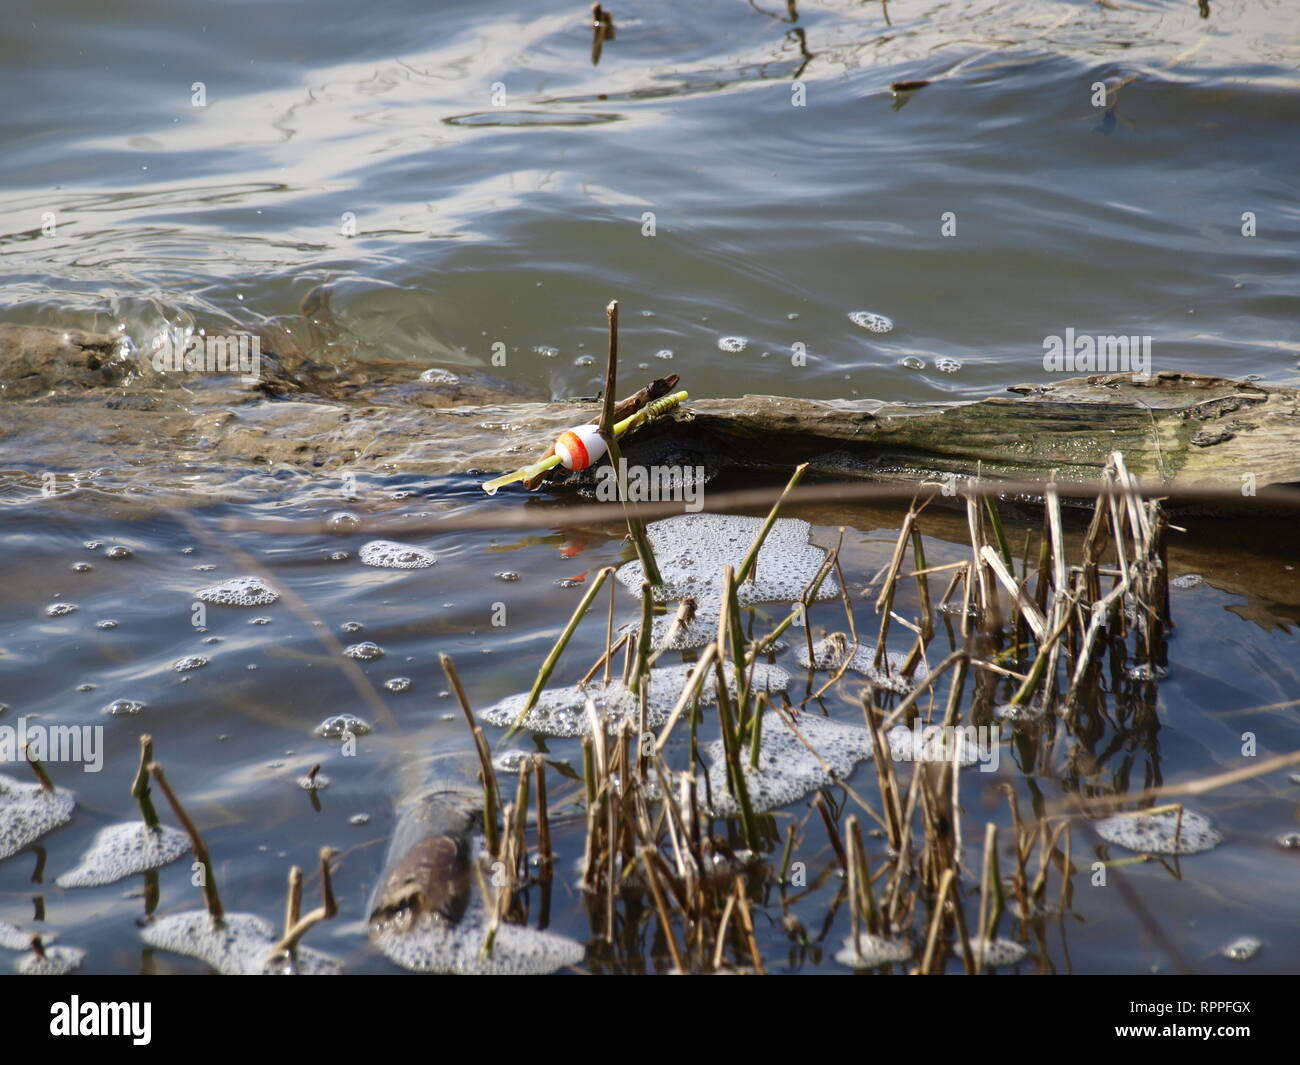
<box><xmin>1</xmin><ymin>0</ymin><xmax>1298</xmax><ymax>974</ymax></box>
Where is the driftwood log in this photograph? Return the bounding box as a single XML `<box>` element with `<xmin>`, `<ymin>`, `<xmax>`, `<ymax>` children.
<box><xmin>3</xmin><ymin>323</ymin><xmax>1298</xmax><ymax>498</ymax></box>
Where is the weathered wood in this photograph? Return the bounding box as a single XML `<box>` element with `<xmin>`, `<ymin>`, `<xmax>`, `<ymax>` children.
<box><xmin>4</xmin><ymin>322</ymin><xmax>1298</xmax><ymax>496</ymax></box>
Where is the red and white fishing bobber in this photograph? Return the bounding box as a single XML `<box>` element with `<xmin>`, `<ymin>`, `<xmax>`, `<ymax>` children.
<box><xmin>554</xmin><ymin>424</ymin><xmax>608</xmax><ymax>470</ymax></box>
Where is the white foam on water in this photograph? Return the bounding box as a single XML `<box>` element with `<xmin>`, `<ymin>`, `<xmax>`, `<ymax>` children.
<box><xmin>1094</xmin><ymin>808</ymin><xmax>1223</xmax><ymax>855</ymax></box>
<box><xmin>701</xmin><ymin>711</ymin><xmax>873</xmax><ymax>815</ymax></box>
<box><xmin>0</xmin><ymin>775</ymin><xmax>75</xmax><ymax>861</ymax></box>
<box><xmin>370</xmin><ymin>911</ymin><xmax>584</xmax><ymax>975</ymax></box>
<box><xmin>848</xmin><ymin>310</ymin><xmax>894</xmax><ymax>334</ymax></box>
<box><xmin>0</xmin><ymin>921</ymin><xmax>54</xmax><ymax>951</ymax></box>
<box><xmin>141</xmin><ymin>911</ymin><xmax>342</xmax><ymax>975</ymax></box>
<box><xmin>195</xmin><ymin>576</ymin><xmax>279</xmax><ymax>607</ymax></box>
<box><xmin>1223</xmin><ymin>936</ymin><xmax>1261</xmax><ymax>962</ymax></box>
<box><xmin>835</xmin><ymin>932</ymin><xmax>913</xmax><ymax>968</ymax></box>
<box><xmin>358</xmin><ymin>540</ymin><xmax>436</xmax><ymax>569</ymax></box>
<box><xmin>934</xmin><ymin>357</ymin><xmax>962</xmax><ymax>373</ymax></box>
<box><xmin>15</xmin><ymin>945</ymin><xmax>85</xmax><ymax>975</ymax></box>
<box><xmin>314</xmin><ymin>713</ymin><xmax>371</xmax><ymax>739</ymax></box>
<box><xmin>993</xmin><ymin>702</ymin><xmax>1046</xmax><ymax>723</ymax></box>
<box><xmin>480</xmin><ymin>662</ymin><xmax>791</xmax><ymax>738</ymax></box>
<box><xmin>970</xmin><ymin>937</ymin><xmax>1028</xmax><ymax>967</ymax></box>
<box><xmin>55</xmin><ymin>822</ymin><xmax>191</xmax><ymax>888</ymax></box>
<box><xmin>795</xmin><ymin>636</ymin><xmax>924</xmax><ymax>694</ymax></box>
<box><xmin>617</xmin><ymin>515</ymin><xmax>838</xmax><ymax>608</ymax></box>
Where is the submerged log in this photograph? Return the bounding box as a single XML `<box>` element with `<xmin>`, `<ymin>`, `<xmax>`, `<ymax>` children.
<box><xmin>4</xmin><ymin>322</ymin><xmax>1298</xmax><ymax>498</ymax></box>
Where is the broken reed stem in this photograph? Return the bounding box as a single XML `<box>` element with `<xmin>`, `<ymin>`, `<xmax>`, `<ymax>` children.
<box><xmin>269</xmin><ymin>853</ymin><xmax>338</xmax><ymax>962</ymax></box>
<box><xmin>533</xmin><ymin>754</ymin><xmax>553</xmax><ymax>880</ymax></box>
<box><xmin>918</xmin><ymin>867</ymin><xmax>957</xmax><ymax>974</ymax></box>
<box><xmin>598</xmin><ymin>300</ymin><xmax>619</xmax><ymax>439</ymax></box>
<box><xmin>874</xmin><ymin>509</ymin><xmax>916</xmax><ymax>671</ymax></box>
<box><xmin>440</xmin><ymin>653</ymin><xmax>502</xmax><ymax>855</ymax></box>
<box><xmin>508</xmin><ymin>566</ymin><xmax>615</xmax><ymax>735</ymax></box>
<box><xmin>628</xmin><ymin>579</ymin><xmax>654</xmax><ymax>693</ymax></box>
<box><xmin>976</xmin><ymin>822</ymin><xmax>1003</xmax><ymax>974</ymax></box>
<box><xmin>284</xmin><ymin>864</ymin><xmax>303</xmax><ymax>936</ymax></box>
<box><xmin>148</xmin><ymin>762</ymin><xmax>223</xmax><ymax>920</ymax></box>
<box><xmin>599</xmin><ymin>299</ymin><xmax>662</xmax><ymax>586</ymax></box>
<box><xmin>733</xmin><ymin>877</ymin><xmax>765</xmax><ymax>974</ymax></box>
<box><xmin>603</xmin><ymin>573</ymin><xmax>618</xmax><ymax>688</ymax></box>
<box><xmin>735</xmin><ymin>462</ymin><xmax>809</xmax><ymax>586</ymax></box>
<box><xmin>605</xmin><ymin>434</ymin><xmax>664</xmax><ymax>586</ymax></box>
<box><xmin>131</xmin><ymin>734</ymin><xmax>162</xmax><ymax>830</ymax></box>
<box><xmin>912</xmin><ymin>525</ymin><xmax>934</xmax><ymax>642</ymax></box>
<box><xmin>641</xmin><ymin>847</ymin><xmax>686</xmax><ymax>972</ymax></box>
<box><xmin>747</xmin><ymin>692</ymin><xmax>768</xmax><ymax>769</ymax></box>
<box><xmin>654</xmin><ymin>643</ymin><xmax>717</xmax><ymax>752</ymax></box>
<box><xmin>712</xmin><ymin>658</ymin><xmax>760</xmax><ymax>852</ymax></box>
<box><xmin>22</xmin><ymin>746</ymin><xmax>55</xmax><ymax>792</ymax></box>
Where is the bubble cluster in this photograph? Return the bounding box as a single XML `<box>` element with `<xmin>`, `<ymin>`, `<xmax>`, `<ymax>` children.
<box><xmin>195</xmin><ymin>576</ymin><xmax>279</xmax><ymax>607</ymax></box>
<box><xmin>142</xmin><ymin>911</ymin><xmax>342</xmax><ymax>975</ymax></box>
<box><xmin>0</xmin><ymin>774</ymin><xmax>76</xmax><ymax>860</ymax></box>
<box><xmin>1222</xmin><ymin>936</ymin><xmax>1261</xmax><ymax>962</ymax></box>
<box><xmin>1094</xmin><ymin>808</ymin><xmax>1223</xmax><ymax>855</ymax></box>
<box><xmin>419</xmin><ymin>368</ymin><xmax>461</xmax><ymax>386</ymax></box>
<box><xmin>172</xmin><ymin>655</ymin><xmax>208</xmax><ymax>672</ymax></box>
<box><xmin>327</xmin><ymin>511</ymin><xmax>362</xmax><ymax>532</ymax></box>
<box><xmin>16</xmin><ymin>945</ymin><xmax>85</xmax><ymax>975</ymax></box>
<box><xmin>993</xmin><ymin>702</ymin><xmax>1046</xmax><ymax>723</ymax></box>
<box><xmin>0</xmin><ymin>920</ymin><xmax>50</xmax><ymax>951</ymax></box>
<box><xmin>103</xmin><ymin>699</ymin><xmax>147</xmax><ymax>716</ymax></box>
<box><xmin>343</xmin><ymin>641</ymin><xmax>383</xmax><ymax>661</ymax></box>
<box><xmin>359</xmin><ymin>540</ymin><xmax>436</xmax><ymax>569</ymax></box>
<box><xmin>617</xmin><ymin>515</ymin><xmax>838</xmax><ymax>609</ymax></box>
<box><xmin>701</xmin><ymin>712</ymin><xmax>873</xmax><ymax>815</ymax></box>
<box><xmin>314</xmin><ymin>713</ymin><xmax>371</xmax><ymax>739</ymax></box>
<box><xmin>795</xmin><ymin>636</ymin><xmax>924</xmax><ymax>694</ymax></box>
<box><xmin>493</xmin><ymin>749</ymin><xmax>532</xmax><ymax>774</ymax></box>
<box><xmin>45</xmin><ymin>603</ymin><xmax>77</xmax><ymax>617</ymax></box>
<box><xmin>717</xmin><ymin>336</ymin><xmax>748</xmax><ymax>353</ymax></box>
<box><xmin>56</xmin><ymin>822</ymin><xmax>190</xmax><ymax>888</ymax></box>
<box><xmin>848</xmin><ymin>310</ymin><xmax>894</xmax><ymax>334</ymax></box>
<box><xmin>970</xmin><ymin>938</ymin><xmax>1028</xmax><ymax>967</ymax></box>
<box><xmin>370</xmin><ymin>911</ymin><xmax>583</xmax><ymax>975</ymax></box>
<box><xmin>934</xmin><ymin>356</ymin><xmax>962</xmax><ymax>373</ymax></box>
<box><xmin>383</xmin><ymin>677</ymin><xmax>411</xmax><ymax>693</ymax></box>
<box><xmin>836</xmin><ymin>933</ymin><xmax>913</xmax><ymax>968</ymax></box>
<box><xmin>480</xmin><ymin>662</ymin><xmax>790</xmax><ymax>738</ymax></box>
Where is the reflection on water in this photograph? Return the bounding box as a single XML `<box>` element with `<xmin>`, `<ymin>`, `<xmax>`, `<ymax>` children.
<box><xmin>1</xmin><ymin>0</ymin><xmax>1298</xmax><ymax>402</ymax></box>
<box><xmin>1</xmin><ymin>483</ymin><xmax>1299</xmax><ymax>973</ymax></box>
